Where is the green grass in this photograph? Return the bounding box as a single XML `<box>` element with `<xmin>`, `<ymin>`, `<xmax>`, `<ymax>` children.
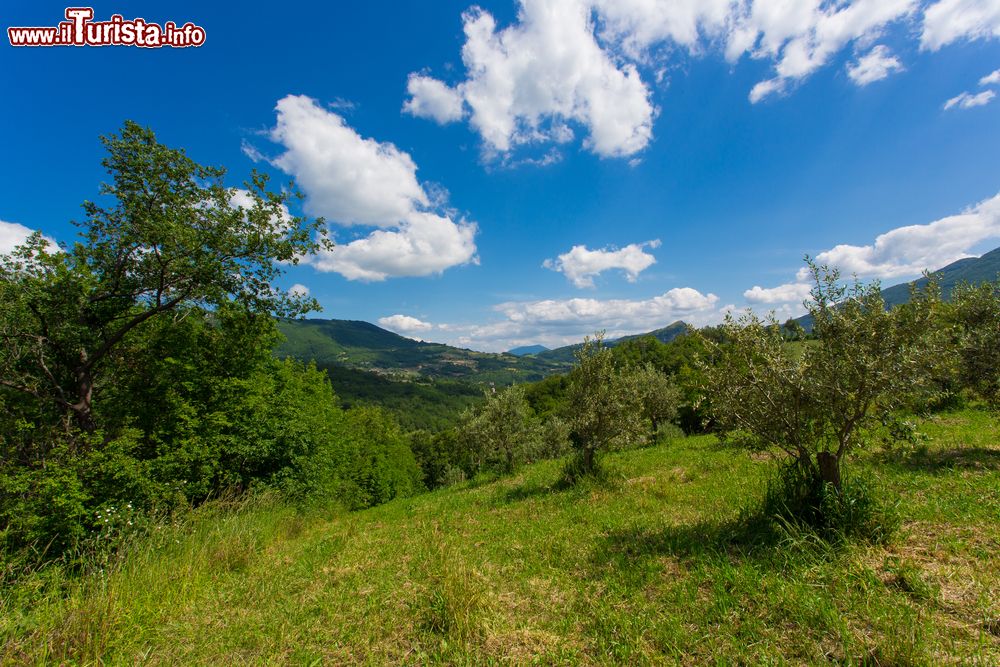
<box><xmin>4</xmin><ymin>408</ymin><xmax>1000</xmax><ymax>664</ymax></box>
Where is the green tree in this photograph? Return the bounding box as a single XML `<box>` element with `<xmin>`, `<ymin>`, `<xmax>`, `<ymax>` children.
<box><xmin>948</xmin><ymin>280</ymin><xmax>1000</xmax><ymax>404</ymax></box>
<box><xmin>632</xmin><ymin>363</ymin><xmax>681</xmax><ymax>435</ymax></box>
<box><xmin>0</xmin><ymin>121</ymin><xmax>323</xmax><ymax>435</ymax></box>
<box><xmin>565</xmin><ymin>334</ymin><xmax>646</xmax><ymax>477</ymax></box>
<box><xmin>458</xmin><ymin>385</ymin><xmax>540</xmax><ymax>475</ymax></box>
<box><xmin>704</xmin><ymin>261</ymin><xmax>938</xmax><ymax>490</ymax></box>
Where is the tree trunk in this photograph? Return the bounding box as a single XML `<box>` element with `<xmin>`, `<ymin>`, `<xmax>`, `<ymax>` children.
<box><xmin>582</xmin><ymin>445</ymin><xmax>595</xmax><ymax>473</ymax></box>
<box><xmin>816</xmin><ymin>451</ymin><xmax>841</xmax><ymax>491</ymax></box>
<box><xmin>73</xmin><ymin>361</ymin><xmax>96</xmax><ymax>433</ymax></box>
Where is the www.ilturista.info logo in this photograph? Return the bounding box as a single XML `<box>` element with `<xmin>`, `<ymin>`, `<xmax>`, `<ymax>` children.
<box><xmin>8</xmin><ymin>8</ymin><xmax>206</xmax><ymax>48</ymax></box>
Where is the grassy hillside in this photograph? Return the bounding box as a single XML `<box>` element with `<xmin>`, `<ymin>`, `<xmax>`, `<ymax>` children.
<box><xmin>276</xmin><ymin>318</ymin><xmax>573</xmax><ymax>383</ymax></box>
<box><xmin>6</xmin><ymin>408</ymin><xmax>998</xmax><ymax>664</ymax></box>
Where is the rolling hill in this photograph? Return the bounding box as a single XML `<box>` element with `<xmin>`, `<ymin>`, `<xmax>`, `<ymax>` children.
<box><xmin>275</xmin><ymin>319</ymin><xmax>573</xmax><ymax>384</ymax></box>
<box><xmin>880</xmin><ymin>246</ymin><xmax>1000</xmax><ymax>307</ymax></box>
<box><xmin>507</xmin><ymin>344</ymin><xmax>549</xmax><ymax>356</ymax></box>
<box><xmin>535</xmin><ymin>321</ymin><xmax>691</xmax><ymax>364</ymax></box>
<box><xmin>277</xmin><ymin>318</ymin><xmax>693</xmax><ymax>382</ymax></box>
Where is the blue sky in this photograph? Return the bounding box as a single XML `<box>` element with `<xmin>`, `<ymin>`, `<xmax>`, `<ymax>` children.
<box><xmin>2</xmin><ymin>0</ymin><xmax>999</xmax><ymax>351</ymax></box>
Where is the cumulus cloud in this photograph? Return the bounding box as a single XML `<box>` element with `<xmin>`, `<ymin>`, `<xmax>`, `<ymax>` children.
<box><xmin>288</xmin><ymin>283</ymin><xmax>310</xmax><ymax>297</ymax></box>
<box><xmin>543</xmin><ymin>239</ymin><xmax>660</xmax><ymax>288</ymax></box>
<box><xmin>0</xmin><ymin>219</ymin><xmax>57</xmax><ymax>255</ymax></box>
<box><xmin>436</xmin><ymin>286</ymin><xmax>719</xmax><ymax>351</ymax></box>
<box><xmin>944</xmin><ymin>89</ymin><xmax>996</xmax><ymax>109</ymax></box>
<box><xmin>264</xmin><ymin>95</ymin><xmax>477</xmax><ymax>280</ymax></box>
<box><xmin>847</xmin><ymin>45</ymin><xmax>905</xmax><ymax>85</ymax></box>
<box><xmin>733</xmin><ymin>0</ymin><xmax>918</xmax><ymax>102</ymax></box>
<box><xmin>410</xmin><ymin>0</ymin><xmax>1000</xmax><ymax>150</ymax></box>
<box><xmin>306</xmin><ymin>211</ymin><xmax>478</xmax><ymax>281</ymax></box>
<box><xmin>921</xmin><ymin>0</ymin><xmax>1000</xmax><ymax>51</ymax></box>
<box><xmin>743</xmin><ymin>281</ymin><xmax>813</xmax><ymax>304</ymax></box>
<box><xmin>378</xmin><ymin>314</ymin><xmax>435</xmax><ymax>336</ymax></box>
<box><xmin>981</xmin><ymin>67</ymin><xmax>1000</xmax><ymax>85</ymax></box>
<box><xmin>744</xmin><ymin>191</ymin><xmax>1000</xmax><ymax>310</ymax></box>
<box><xmin>403</xmin><ymin>74</ymin><xmax>465</xmax><ymax>124</ymax></box>
<box><xmin>405</xmin><ymin>0</ymin><xmax>656</xmax><ymax>159</ymax></box>
<box><xmin>806</xmin><ymin>191</ymin><xmax>1000</xmax><ymax>279</ymax></box>
<box><xmin>749</xmin><ymin>77</ymin><xmax>786</xmax><ymax>104</ymax></box>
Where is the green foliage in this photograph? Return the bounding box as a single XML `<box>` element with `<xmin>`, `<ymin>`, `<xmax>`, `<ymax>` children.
<box><xmin>564</xmin><ymin>334</ymin><xmax>647</xmax><ymax>479</ymax></box>
<box><xmin>456</xmin><ymin>386</ymin><xmax>541</xmax><ymax>476</ymax></box>
<box><xmin>759</xmin><ymin>465</ymin><xmax>899</xmax><ymax>544</ymax></box>
<box><xmin>318</xmin><ymin>363</ymin><xmax>482</xmax><ymax>432</ymax></box>
<box><xmin>6</xmin><ymin>410</ymin><xmax>997</xmax><ymax>664</ymax></box>
<box><xmin>704</xmin><ymin>261</ymin><xmax>940</xmax><ymax>491</ymax></box>
<box><xmin>0</xmin><ymin>121</ymin><xmax>322</xmax><ymax>433</ymax></box>
<box><xmin>0</xmin><ymin>123</ymin><xmax>423</xmax><ymax>566</ymax></box>
<box><xmin>276</xmin><ymin>318</ymin><xmax>573</xmax><ymax>384</ymax></box>
<box><xmin>632</xmin><ymin>363</ymin><xmax>681</xmax><ymax>434</ymax></box>
<box><xmin>947</xmin><ymin>280</ymin><xmax>1000</xmax><ymax>404</ymax></box>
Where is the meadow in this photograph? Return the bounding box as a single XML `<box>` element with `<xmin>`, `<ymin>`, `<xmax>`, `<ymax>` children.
<box><xmin>3</xmin><ymin>407</ymin><xmax>997</xmax><ymax>665</ymax></box>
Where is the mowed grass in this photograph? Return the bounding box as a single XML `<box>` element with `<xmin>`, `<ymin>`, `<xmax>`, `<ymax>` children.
<box><xmin>3</xmin><ymin>408</ymin><xmax>999</xmax><ymax>665</ymax></box>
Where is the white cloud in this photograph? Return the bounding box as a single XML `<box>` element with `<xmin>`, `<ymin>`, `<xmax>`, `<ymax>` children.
<box><xmin>403</xmin><ymin>74</ymin><xmax>465</xmax><ymax>123</ymax></box>
<box><xmin>270</xmin><ymin>95</ymin><xmax>428</xmax><ymax>227</ymax></box>
<box><xmin>288</xmin><ymin>283</ymin><xmax>310</xmax><ymax>297</ymax></box>
<box><xmin>405</xmin><ymin>0</ymin><xmax>656</xmax><ymax>159</ymax></box>
<box><xmin>981</xmin><ymin>67</ymin><xmax>1000</xmax><ymax>85</ymax></box>
<box><xmin>543</xmin><ymin>239</ymin><xmax>660</xmax><ymax>288</ymax></box>
<box><xmin>847</xmin><ymin>45</ymin><xmax>905</xmax><ymax>85</ymax></box>
<box><xmin>743</xmin><ymin>281</ymin><xmax>813</xmax><ymax>304</ymax></box>
<box><xmin>735</xmin><ymin>0</ymin><xmax>918</xmax><ymax>102</ymax></box>
<box><xmin>0</xmin><ymin>220</ymin><xmax>57</xmax><ymax>255</ymax></box>
<box><xmin>746</xmin><ymin>191</ymin><xmax>1000</xmax><ymax>309</ymax></box>
<box><xmin>921</xmin><ymin>0</ymin><xmax>1000</xmax><ymax>51</ymax></box>
<box><xmin>944</xmin><ymin>89</ymin><xmax>996</xmax><ymax>109</ymax></box>
<box><xmin>806</xmin><ymin>191</ymin><xmax>1000</xmax><ymax>279</ymax></box>
<box><xmin>264</xmin><ymin>95</ymin><xmax>477</xmax><ymax>280</ymax></box>
<box><xmin>497</xmin><ymin>287</ymin><xmax>717</xmax><ymax>336</ymax></box>
<box><xmin>378</xmin><ymin>314</ymin><xmax>435</xmax><ymax>336</ymax></box>
<box><xmin>749</xmin><ymin>77</ymin><xmax>786</xmax><ymax>104</ymax></box>
<box><xmin>307</xmin><ymin>211</ymin><xmax>478</xmax><ymax>281</ymax></box>
<box><xmin>436</xmin><ymin>286</ymin><xmax>719</xmax><ymax>351</ymax></box>
<box><xmin>412</xmin><ymin>0</ymin><xmax>1000</xmax><ymax>143</ymax></box>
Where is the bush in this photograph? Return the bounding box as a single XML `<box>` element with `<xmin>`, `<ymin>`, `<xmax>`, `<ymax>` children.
<box><xmin>760</xmin><ymin>465</ymin><xmax>899</xmax><ymax>544</ymax></box>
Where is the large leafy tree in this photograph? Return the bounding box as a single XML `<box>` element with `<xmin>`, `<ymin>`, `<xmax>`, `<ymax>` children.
<box><xmin>0</xmin><ymin>121</ymin><xmax>324</xmax><ymax>435</ymax></box>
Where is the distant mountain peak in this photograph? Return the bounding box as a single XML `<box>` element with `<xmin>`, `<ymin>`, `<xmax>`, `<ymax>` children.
<box><xmin>507</xmin><ymin>344</ymin><xmax>549</xmax><ymax>356</ymax></box>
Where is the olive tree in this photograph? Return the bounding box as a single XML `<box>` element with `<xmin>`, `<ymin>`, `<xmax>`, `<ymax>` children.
<box><xmin>704</xmin><ymin>261</ymin><xmax>938</xmax><ymax>489</ymax></box>
<box><xmin>458</xmin><ymin>385</ymin><xmax>540</xmax><ymax>475</ymax></box>
<box><xmin>633</xmin><ymin>363</ymin><xmax>681</xmax><ymax>435</ymax></box>
<box><xmin>948</xmin><ymin>280</ymin><xmax>1000</xmax><ymax>404</ymax></box>
<box><xmin>565</xmin><ymin>334</ymin><xmax>647</xmax><ymax>476</ymax></box>
<box><xmin>0</xmin><ymin>121</ymin><xmax>324</xmax><ymax>434</ymax></box>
